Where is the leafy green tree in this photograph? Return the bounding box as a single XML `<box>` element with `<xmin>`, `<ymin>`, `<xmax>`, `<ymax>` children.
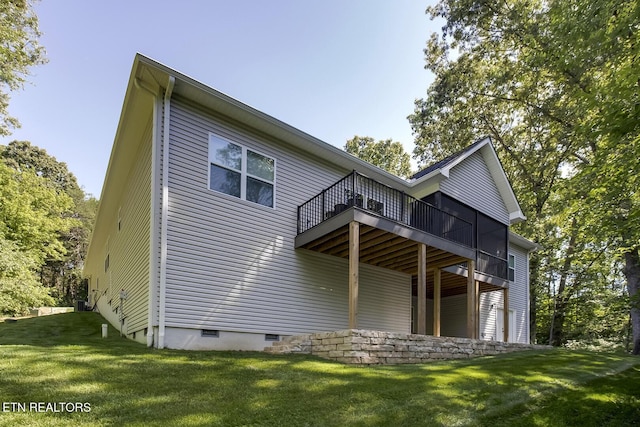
<box><xmin>0</xmin><ymin>0</ymin><xmax>47</xmax><ymax>136</ymax></box>
<box><xmin>410</xmin><ymin>0</ymin><xmax>638</xmax><ymax>350</ymax></box>
<box><xmin>0</xmin><ymin>158</ymin><xmax>75</xmax><ymax>315</ymax></box>
<box><xmin>0</xmin><ymin>141</ymin><xmax>97</xmax><ymax>305</ymax></box>
<box><xmin>344</xmin><ymin>136</ymin><xmax>412</xmax><ymax>178</ymax></box>
<box><xmin>0</xmin><ymin>159</ymin><xmax>75</xmax><ymax>263</ymax></box>
<box><xmin>1</xmin><ymin>141</ymin><xmax>82</xmax><ymax>196</ymax></box>
<box><xmin>0</xmin><ymin>235</ymin><xmax>53</xmax><ymax>316</ymax></box>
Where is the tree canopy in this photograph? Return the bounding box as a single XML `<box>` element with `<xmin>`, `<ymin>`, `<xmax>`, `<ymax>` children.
<box><xmin>344</xmin><ymin>136</ymin><xmax>412</xmax><ymax>178</ymax></box>
<box><xmin>0</xmin><ymin>142</ymin><xmax>97</xmax><ymax>315</ymax></box>
<box><xmin>0</xmin><ymin>0</ymin><xmax>47</xmax><ymax>136</ymax></box>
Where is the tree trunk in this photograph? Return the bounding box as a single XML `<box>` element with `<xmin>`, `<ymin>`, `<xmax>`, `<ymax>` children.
<box><xmin>623</xmin><ymin>248</ymin><xmax>640</xmax><ymax>355</ymax></box>
<box><xmin>550</xmin><ymin>219</ymin><xmax>578</xmax><ymax>346</ymax></box>
<box><xmin>529</xmin><ymin>252</ymin><xmax>540</xmax><ymax>344</ymax></box>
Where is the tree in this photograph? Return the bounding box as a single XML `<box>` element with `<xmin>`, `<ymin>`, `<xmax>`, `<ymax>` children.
<box><xmin>410</xmin><ymin>0</ymin><xmax>639</xmax><ymax>350</ymax></box>
<box><xmin>0</xmin><ymin>141</ymin><xmax>97</xmax><ymax>305</ymax></box>
<box><xmin>0</xmin><ymin>159</ymin><xmax>75</xmax><ymax>263</ymax></box>
<box><xmin>0</xmin><ymin>235</ymin><xmax>53</xmax><ymax>316</ymax></box>
<box><xmin>0</xmin><ymin>158</ymin><xmax>76</xmax><ymax>315</ymax></box>
<box><xmin>0</xmin><ymin>0</ymin><xmax>47</xmax><ymax>136</ymax></box>
<box><xmin>1</xmin><ymin>140</ymin><xmax>82</xmax><ymax>195</ymax></box>
<box><xmin>344</xmin><ymin>136</ymin><xmax>412</xmax><ymax>178</ymax></box>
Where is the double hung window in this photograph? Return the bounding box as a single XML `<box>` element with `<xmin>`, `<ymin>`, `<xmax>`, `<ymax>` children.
<box><xmin>508</xmin><ymin>254</ymin><xmax>515</xmax><ymax>282</ymax></box>
<box><xmin>209</xmin><ymin>134</ymin><xmax>275</xmax><ymax>208</ymax></box>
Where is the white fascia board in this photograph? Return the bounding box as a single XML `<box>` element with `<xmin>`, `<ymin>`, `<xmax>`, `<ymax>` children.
<box><xmin>132</xmin><ymin>55</ymin><xmax>527</xmax><ymax>224</ymax></box>
<box><xmin>85</xmin><ymin>56</ymin><xmax>161</xmax><ymax>268</ymax></box>
<box><xmin>134</xmin><ymin>54</ymin><xmax>410</xmax><ymax>191</ymax></box>
<box><xmin>509</xmin><ymin>231</ymin><xmax>539</xmax><ymax>252</ymax></box>
<box><xmin>405</xmin><ymin>138</ymin><xmax>491</xmax><ymax>196</ymax></box>
<box><xmin>478</xmin><ymin>141</ymin><xmax>525</xmax><ymax>225</ymax></box>
<box><xmin>442</xmin><ymin>137</ymin><xmax>491</xmax><ymax>173</ymax></box>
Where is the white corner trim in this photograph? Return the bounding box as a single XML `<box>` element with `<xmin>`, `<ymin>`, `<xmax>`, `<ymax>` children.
<box><xmin>158</xmin><ymin>75</ymin><xmax>175</xmax><ymax>349</ymax></box>
<box><xmin>146</xmin><ymin>94</ymin><xmax>162</xmax><ymax>347</ymax></box>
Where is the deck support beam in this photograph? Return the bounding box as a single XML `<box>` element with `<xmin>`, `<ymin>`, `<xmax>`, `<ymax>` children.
<box><xmin>433</xmin><ymin>268</ymin><xmax>441</xmax><ymax>337</ymax></box>
<box><xmin>349</xmin><ymin>221</ymin><xmax>359</xmax><ymax>329</ymax></box>
<box><xmin>503</xmin><ymin>287</ymin><xmax>510</xmax><ymax>342</ymax></box>
<box><xmin>417</xmin><ymin>243</ymin><xmax>427</xmax><ymax>335</ymax></box>
<box><xmin>467</xmin><ymin>258</ymin><xmax>478</xmax><ymax>339</ymax></box>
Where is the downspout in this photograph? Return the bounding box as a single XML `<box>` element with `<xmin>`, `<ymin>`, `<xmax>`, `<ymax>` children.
<box><xmin>138</xmin><ymin>77</ymin><xmax>161</xmax><ymax>348</ymax></box>
<box><xmin>158</xmin><ymin>75</ymin><xmax>175</xmax><ymax>349</ymax></box>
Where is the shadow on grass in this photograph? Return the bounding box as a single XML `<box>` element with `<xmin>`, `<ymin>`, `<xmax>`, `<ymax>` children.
<box><xmin>1</xmin><ymin>313</ymin><xmax>639</xmax><ymax>426</ymax></box>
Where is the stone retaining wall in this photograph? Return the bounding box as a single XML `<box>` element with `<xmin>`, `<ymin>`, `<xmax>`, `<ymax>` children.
<box><xmin>265</xmin><ymin>329</ymin><xmax>550</xmax><ymax>364</ymax></box>
<box><xmin>29</xmin><ymin>307</ymin><xmax>75</xmax><ymax>317</ymax></box>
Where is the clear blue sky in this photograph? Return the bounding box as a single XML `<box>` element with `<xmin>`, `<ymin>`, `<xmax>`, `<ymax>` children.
<box><xmin>2</xmin><ymin>1</ymin><xmax>440</xmax><ymax>198</ymax></box>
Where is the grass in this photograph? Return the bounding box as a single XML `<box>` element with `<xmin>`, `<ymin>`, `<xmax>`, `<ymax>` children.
<box><xmin>0</xmin><ymin>313</ymin><xmax>638</xmax><ymax>426</ymax></box>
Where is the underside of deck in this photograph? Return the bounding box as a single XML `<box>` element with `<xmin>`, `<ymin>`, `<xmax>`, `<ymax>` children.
<box><xmin>296</xmin><ymin>208</ymin><xmax>506</xmax><ymax>296</ymax></box>
<box><xmin>295</xmin><ymin>207</ymin><xmax>510</xmax><ymax>341</ymax></box>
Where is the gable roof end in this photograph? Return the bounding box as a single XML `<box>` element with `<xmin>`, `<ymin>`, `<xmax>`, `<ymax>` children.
<box><xmin>410</xmin><ymin>137</ymin><xmax>526</xmax><ymax>225</ymax></box>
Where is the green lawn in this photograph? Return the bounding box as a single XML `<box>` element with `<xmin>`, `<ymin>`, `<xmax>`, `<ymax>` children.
<box><xmin>0</xmin><ymin>313</ymin><xmax>638</xmax><ymax>426</ymax></box>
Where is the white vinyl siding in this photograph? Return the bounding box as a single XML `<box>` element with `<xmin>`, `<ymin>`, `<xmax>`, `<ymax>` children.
<box><xmin>477</xmin><ymin>243</ymin><xmax>529</xmax><ymax>344</ymax></box>
<box><xmin>163</xmin><ymin>99</ymin><xmax>411</xmax><ymax>335</ymax></box>
<box><xmin>438</xmin><ymin>295</ymin><xmax>468</xmax><ymax>338</ymax></box>
<box><xmin>85</xmin><ymin>123</ymin><xmax>153</xmax><ymax>335</ymax></box>
<box><xmin>108</xmin><ymin>133</ymin><xmax>152</xmax><ymax>334</ymax></box>
<box><xmin>508</xmin><ymin>242</ymin><xmax>530</xmax><ymax>343</ymax></box>
<box><xmin>440</xmin><ymin>151</ymin><xmax>510</xmax><ymax>224</ymax></box>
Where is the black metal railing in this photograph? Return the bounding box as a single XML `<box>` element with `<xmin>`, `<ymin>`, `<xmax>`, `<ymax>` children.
<box><xmin>297</xmin><ymin>171</ymin><xmax>473</xmax><ymax>247</ymax></box>
<box><xmin>477</xmin><ymin>251</ymin><xmax>509</xmax><ymax>280</ymax></box>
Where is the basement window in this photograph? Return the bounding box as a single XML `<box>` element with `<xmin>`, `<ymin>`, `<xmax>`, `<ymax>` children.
<box><xmin>265</xmin><ymin>334</ymin><xmax>280</xmax><ymax>342</ymax></box>
<box><xmin>201</xmin><ymin>329</ymin><xmax>219</xmax><ymax>338</ymax></box>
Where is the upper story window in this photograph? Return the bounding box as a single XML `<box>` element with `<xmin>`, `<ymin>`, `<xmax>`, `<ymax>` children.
<box><xmin>209</xmin><ymin>133</ymin><xmax>275</xmax><ymax>208</ymax></box>
<box><xmin>508</xmin><ymin>254</ymin><xmax>515</xmax><ymax>281</ymax></box>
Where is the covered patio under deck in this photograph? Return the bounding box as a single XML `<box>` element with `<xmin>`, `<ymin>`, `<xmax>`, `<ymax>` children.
<box><xmin>296</xmin><ymin>171</ymin><xmax>511</xmax><ymax>342</ymax></box>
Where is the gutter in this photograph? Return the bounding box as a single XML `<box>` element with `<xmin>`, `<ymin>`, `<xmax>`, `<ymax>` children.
<box><xmin>158</xmin><ymin>75</ymin><xmax>175</xmax><ymax>349</ymax></box>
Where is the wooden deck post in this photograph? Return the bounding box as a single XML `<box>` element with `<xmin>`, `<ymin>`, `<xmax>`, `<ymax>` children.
<box><xmin>349</xmin><ymin>221</ymin><xmax>359</xmax><ymax>329</ymax></box>
<box><xmin>433</xmin><ymin>268</ymin><xmax>441</xmax><ymax>337</ymax></box>
<box><xmin>467</xmin><ymin>258</ymin><xmax>477</xmax><ymax>339</ymax></box>
<box><xmin>503</xmin><ymin>287</ymin><xmax>510</xmax><ymax>342</ymax></box>
<box><xmin>475</xmin><ymin>280</ymin><xmax>480</xmax><ymax>339</ymax></box>
<box><xmin>417</xmin><ymin>243</ymin><xmax>427</xmax><ymax>335</ymax></box>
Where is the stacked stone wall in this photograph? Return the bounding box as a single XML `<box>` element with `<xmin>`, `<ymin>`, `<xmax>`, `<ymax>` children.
<box><xmin>266</xmin><ymin>329</ymin><xmax>550</xmax><ymax>364</ymax></box>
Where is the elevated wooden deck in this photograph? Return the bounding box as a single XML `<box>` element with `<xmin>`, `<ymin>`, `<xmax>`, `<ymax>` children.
<box><xmin>295</xmin><ymin>171</ymin><xmax>511</xmax><ymax>341</ymax></box>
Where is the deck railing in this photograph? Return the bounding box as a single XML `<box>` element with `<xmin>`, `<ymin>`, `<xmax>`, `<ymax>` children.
<box><xmin>297</xmin><ymin>171</ymin><xmax>473</xmax><ymax>247</ymax></box>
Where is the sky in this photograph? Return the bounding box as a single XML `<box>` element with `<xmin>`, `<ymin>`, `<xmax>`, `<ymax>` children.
<box><xmin>2</xmin><ymin>1</ymin><xmax>441</xmax><ymax>198</ymax></box>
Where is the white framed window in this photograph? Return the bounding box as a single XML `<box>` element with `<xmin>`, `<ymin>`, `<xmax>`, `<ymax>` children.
<box><xmin>508</xmin><ymin>254</ymin><xmax>515</xmax><ymax>281</ymax></box>
<box><xmin>208</xmin><ymin>133</ymin><xmax>275</xmax><ymax>208</ymax></box>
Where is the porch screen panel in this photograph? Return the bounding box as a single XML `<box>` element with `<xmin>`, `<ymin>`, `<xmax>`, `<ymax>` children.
<box><xmin>477</xmin><ymin>213</ymin><xmax>508</xmax><ymax>278</ymax></box>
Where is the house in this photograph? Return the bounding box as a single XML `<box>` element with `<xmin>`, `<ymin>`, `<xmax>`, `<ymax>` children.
<box><xmin>83</xmin><ymin>54</ymin><xmax>537</xmax><ymax>355</ymax></box>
